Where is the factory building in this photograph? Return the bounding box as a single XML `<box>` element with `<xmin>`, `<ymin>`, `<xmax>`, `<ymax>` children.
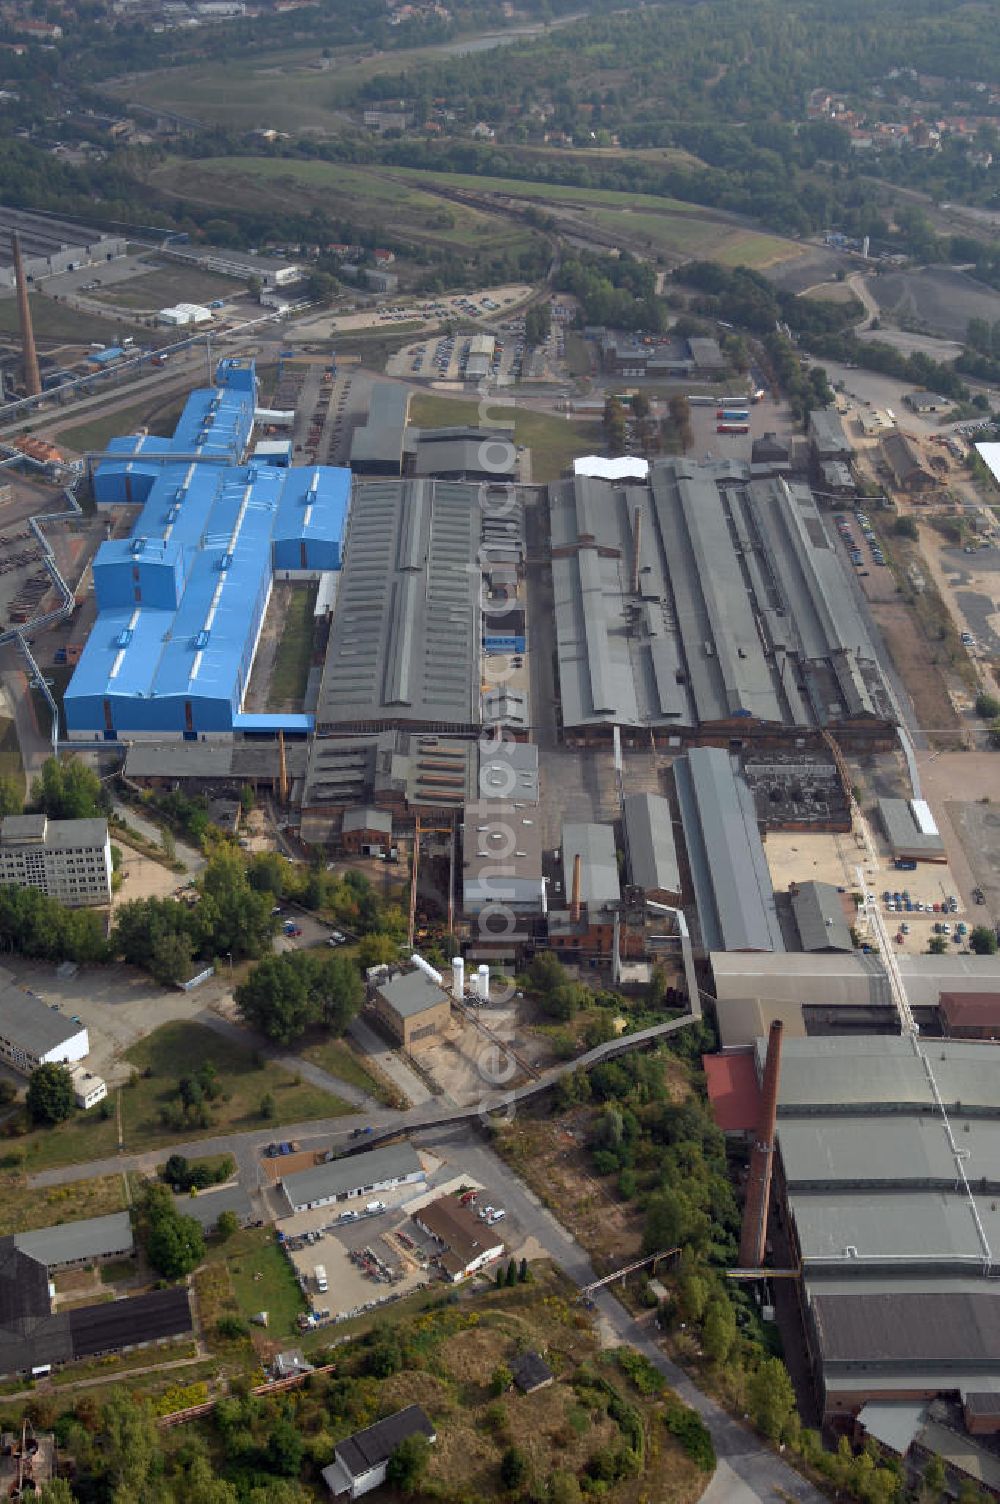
<box><xmin>349</xmin><ymin>383</ymin><xmax>515</xmax><ymax>481</ymax></box>
<box><xmin>878</xmin><ymin>797</ymin><xmax>947</xmax><ymax>862</ymax></box>
<box><xmin>313</xmin><ymin>479</ymin><xmax>482</xmax><ymax>736</ymax></box>
<box><xmin>0</xmin><ymin>814</ymin><xmax>112</xmax><ymax>907</ymax></box>
<box><xmin>622</xmin><ymin>792</ymin><xmax>680</xmax><ymax>902</ymax></box>
<box><xmin>549</xmin><ymin>459</ymin><xmax>894</xmax><ymax>744</ymax></box>
<box><xmin>0</xmin><ymin>208</ymin><xmax>125</xmax><ymax>290</ymax></box>
<box><xmin>0</xmin><ymin>968</ymin><xmax>89</xmax><ymax>1077</ymax></box>
<box><xmin>65</xmin><ymin>360</ymin><xmax>350</xmax><ymax>741</ymax></box>
<box><xmin>808</xmin><ymin>407</ymin><xmax>852</xmax><ymax>463</ymax></box>
<box><xmin>13</xmin><ymin>1213</ymin><xmax>134</xmax><ymax>1272</ymax></box>
<box><xmin>789</xmin><ymin>880</ymin><xmax>854</xmax><ymax>953</ymax></box>
<box><xmin>462</xmin><ymin>803</ymin><xmax>544</xmax><ymax>918</ymax></box>
<box><xmin>709</xmin><ymin>951</ymin><xmax>1000</xmax><ymax>1047</ymax></box>
<box><xmin>757</xmin><ymin>1035</ymin><xmax>1000</xmax><ymax>1437</ymax></box>
<box><xmin>280</xmin><ymin>1142</ymin><xmax>425</xmax><ymax>1214</ymax></box>
<box><xmin>547</xmin><ymin>822</ymin><xmax>620</xmax><ymax>959</ymax></box>
<box><xmin>675</xmin><ymin>747</ymin><xmax>784</xmax><ymax>954</ymax></box>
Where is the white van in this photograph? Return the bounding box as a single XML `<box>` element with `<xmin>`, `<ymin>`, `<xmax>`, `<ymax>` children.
<box><xmin>314</xmin><ymin>1264</ymin><xmax>328</xmax><ymax>1293</ymax></box>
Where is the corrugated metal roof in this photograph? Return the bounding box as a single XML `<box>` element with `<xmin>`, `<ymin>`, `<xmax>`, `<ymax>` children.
<box><xmin>779</xmin><ymin>1113</ymin><xmax>1000</xmax><ymax>1190</ymax></box>
<box><xmin>314</xmin><ymin>479</ymin><xmax>481</xmax><ymax>731</ymax></box>
<box><xmin>790</xmin><ymin>881</ymin><xmax>853</xmax><ymax>952</ymax></box>
<box><xmin>878</xmin><ymin>797</ymin><xmax>946</xmax><ymax>856</ymax></box>
<box><xmin>622</xmin><ymin>792</ymin><xmax>680</xmax><ymax>895</ymax></box>
<box><xmin>675</xmin><ymin>748</ymin><xmax>784</xmax><ymax>953</ymax></box>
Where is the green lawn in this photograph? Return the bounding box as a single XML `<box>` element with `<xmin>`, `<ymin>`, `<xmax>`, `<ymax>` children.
<box><xmin>0</xmin><ymin>1171</ymin><xmax>129</xmax><ymax>1236</ymax></box>
<box><xmin>148</xmin><ymin>156</ymin><xmax>539</xmax><ymax>261</ymax></box>
<box><xmin>0</xmin><ymin>292</ymin><xmax>143</xmax><ymax>346</ymax></box>
<box><xmin>0</xmin><ymin>718</ymin><xmax>24</xmax><ymax>802</ymax></box>
<box><xmin>301</xmin><ymin>1034</ymin><xmax>400</xmax><ymax>1106</ymax></box>
<box><xmin>13</xmin><ymin>1021</ymin><xmax>351</xmax><ymax>1173</ymax></box>
<box><xmin>224</xmin><ymin>1227</ymin><xmax>305</xmax><ymax>1338</ymax></box>
<box><xmin>408</xmin><ymin>391</ymin><xmax>600</xmax><ymax>483</ymax></box>
<box><xmin>57</xmin><ymin>393</ymin><xmax>189</xmax><ymax>455</ymax></box>
<box><xmin>268</xmin><ymin>583</ymin><xmax>318</xmax><ymax>708</ymax></box>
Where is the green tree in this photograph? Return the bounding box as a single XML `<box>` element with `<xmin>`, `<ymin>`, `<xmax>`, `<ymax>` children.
<box><xmin>215</xmin><ymin>1210</ymin><xmax>240</xmax><ymax>1241</ymax></box>
<box><xmin>39</xmin><ymin>1483</ymin><xmax>77</xmax><ymax>1503</ymax></box>
<box><xmin>30</xmin><ymin>757</ymin><xmax>106</xmax><ymax>820</ymax></box>
<box><xmin>26</xmin><ymin>1062</ymin><xmax>74</xmax><ymax>1125</ymax></box>
<box><xmin>891</xmin><ymin>515</ymin><xmax>918</xmax><ymax>539</ymax></box>
<box><xmin>921</xmin><ymin>1454</ymin><xmax>946</xmax><ymax>1502</ymax></box>
<box><xmin>506</xmin><ymin>1258</ymin><xmax>518</xmax><ymax>1286</ymax></box>
<box><xmin>642</xmin><ymin>1188</ymin><xmax>685</xmax><ymax>1254</ymax></box>
<box><xmin>747</xmin><ymin>1357</ymin><xmax>796</xmax><ymax>1442</ymax></box>
<box><xmin>490</xmin><ymin>1363</ymin><xmax>513</xmax><ymax>1396</ymax></box>
<box><xmin>266</xmin><ymin>1418</ymin><xmax>304</xmax><ymax>1477</ymax></box>
<box><xmin>385</xmin><ymin>1433</ymin><xmax>431</xmax><ymax>1494</ymax></box>
<box><xmin>0</xmin><ymin>775</ymin><xmax>22</xmax><ymax>817</ymax></box>
<box><xmin>975</xmin><ymin>691</ymin><xmax>1000</xmax><ymax>719</ymax></box>
<box><xmin>260</xmin><ymin>1092</ymin><xmax>276</xmax><ymax>1120</ymax></box>
<box><xmin>702</xmin><ymin>1298</ymin><xmax>738</xmax><ymax>1364</ymax></box>
<box><xmin>142</xmin><ymin>1185</ymin><xmax>205</xmax><ymax>1280</ymax></box>
<box><xmin>970</xmin><ymin>925</ymin><xmax>998</xmax><ymax>955</ymax></box>
<box><xmin>989</xmin><ymin>716</ymin><xmax>1000</xmax><ymax>751</ymax></box>
<box><xmin>500</xmin><ymin>1445</ymin><xmax>529</xmax><ymax>1489</ymax></box>
<box><xmin>356</xmin><ymin>933</ymin><xmax>400</xmax><ymax>970</ymax></box>
<box><xmin>928</xmin><ymin>935</ymin><xmax>949</xmax><ymax>954</ymax></box>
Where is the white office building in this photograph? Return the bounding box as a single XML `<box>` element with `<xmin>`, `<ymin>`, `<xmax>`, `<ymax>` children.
<box><xmin>0</xmin><ymin>815</ymin><xmax>112</xmax><ymax>907</ymax></box>
<box><xmin>0</xmin><ymin>968</ymin><xmax>89</xmax><ymax>1077</ymax></box>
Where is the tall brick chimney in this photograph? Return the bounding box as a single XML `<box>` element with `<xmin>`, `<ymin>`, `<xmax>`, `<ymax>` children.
<box><xmin>12</xmin><ymin>233</ymin><xmax>41</xmax><ymax>398</ymax></box>
<box><xmin>570</xmin><ymin>852</ymin><xmax>583</xmax><ymax>924</ymax></box>
<box><xmin>738</xmin><ymin>1019</ymin><xmax>783</xmax><ymax>1269</ymax></box>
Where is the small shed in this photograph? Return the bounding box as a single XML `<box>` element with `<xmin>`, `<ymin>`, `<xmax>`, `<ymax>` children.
<box><xmin>513</xmin><ymin>1351</ymin><xmax>554</xmax><ymax>1394</ymax></box>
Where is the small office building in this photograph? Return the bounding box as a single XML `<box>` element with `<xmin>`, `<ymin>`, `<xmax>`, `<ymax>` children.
<box><xmin>280</xmin><ymin>1142</ymin><xmax>425</xmax><ymax>1214</ymax></box>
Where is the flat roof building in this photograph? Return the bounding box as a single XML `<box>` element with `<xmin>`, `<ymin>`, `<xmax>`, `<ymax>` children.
<box><xmin>0</xmin><ymin>967</ymin><xmax>89</xmax><ymax>1077</ymax></box>
<box><xmin>675</xmin><ymin>748</ymin><xmax>783</xmax><ymax>954</ymax></box>
<box><xmin>281</xmin><ymin>1142</ymin><xmax>424</xmax><ymax>1214</ymax></box>
<box><xmin>878</xmin><ymin>797</ymin><xmax>946</xmax><ymax>861</ymax></box>
<box><xmin>622</xmin><ymin>791</ymin><xmax>680</xmax><ymax>900</ymax></box>
<box><xmin>809</xmin><ymin>407</ymin><xmax>852</xmax><ymax>461</ymax></box>
<box><xmin>314</xmin><ymin>479</ymin><xmax>482</xmax><ymax>735</ymax></box>
<box><xmin>0</xmin><ymin>814</ymin><xmax>112</xmax><ymax>907</ymax></box>
<box><xmin>371</xmin><ymin>969</ymin><xmax>451</xmax><ymax>1050</ymax></box>
<box><xmin>561</xmin><ymin>823</ymin><xmax>620</xmax><ymax>908</ymax></box>
<box><xmin>549</xmin><ymin>459</ymin><xmax>893</xmax><ymax>742</ymax></box>
<box><xmin>463</xmin><ymin>804</ymin><xmax>543</xmax><ymax>916</ymax></box>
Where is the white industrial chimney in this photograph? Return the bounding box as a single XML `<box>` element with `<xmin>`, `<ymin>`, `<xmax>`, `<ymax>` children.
<box><xmin>477</xmin><ymin>964</ymin><xmax>490</xmax><ymax>1001</ymax></box>
<box><xmin>410</xmin><ymin>953</ymin><xmax>444</xmax><ymax>986</ymax></box>
<box><xmin>452</xmin><ymin>956</ymin><xmax>465</xmax><ymax>1001</ymax></box>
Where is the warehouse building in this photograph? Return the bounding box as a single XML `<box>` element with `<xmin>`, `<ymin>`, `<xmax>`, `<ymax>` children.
<box><xmin>549</xmin><ymin>459</ymin><xmax>893</xmax><ymax>743</ymax></box>
<box><xmin>790</xmin><ymin>880</ymin><xmax>854</xmax><ymax>952</ymax></box>
<box><xmin>675</xmin><ymin>747</ymin><xmax>783</xmax><ymax>954</ymax></box>
<box><xmin>808</xmin><ymin>407</ymin><xmax>852</xmax><ymax>463</ymax></box>
<box><xmin>0</xmin><ymin>968</ymin><xmax>89</xmax><ymax>1076</ymax></box>
<box><xmin>878</xmin><ymin>797</ymin><xmax>946</xmax><ymax>862</ymax></box>
<box><xmin>371</xmin><ymin>969</ymin><xmax>451</xmax><ymax>1050</ymax></box>
<box><xmin>341</xmin><ymin>807</ymin><xmax>393</xmax><ymax>857</ymax></box>
<box><xmin>0</xmin><ymin>814</ymin><xmax>112</xmax><ymax>907</ymax></box>
<box><xmin>65</xmin><ymin>359</ymin><xmax>350</xmax><ymax>741</ymax></box>
<box><xmin>158</xmin><ymin>303</ymin><xmax>212</xmax><ymax>327</ymax></box>
<box><xmin>547</xmin><ymin>822</ymin><xmax>620</xmax><ymax>959</ymax></box>
<box><xmin>302</xmin><ymin>735</ymin><xmax>475</xmax><ymax>839</ymax></box>
<box><xmin>313</xmin><ymin>479</ymin><xmax>482</xmax><ymax>736</ymax></box>
<box><xmin>13</xmin><ymin>1212</ymin><xmax>134</xmax><ymax>1272</ymax></box>
<box><xmin>0</xmin><ymin>208</ymin><xmax>125</xmax><ymax>290</ymax></box>
<box><xmin>462</xmin><ymin>803</ymin><xmax>543</xmax><ymax>918</ymax></box>
<box><xmin>758</xmin><ymin>1035</ymin><xmax>1000</xmax><ymax>1432</ymax></box>
<box><xmin>350</xmin><ymin>383</ymin><xmax>515</xmax><ymax>481</ymax></box>
<box><xmin>622</xmin><ymin>792</ymin><xmax>680</xmax><ymax>901</ymax></box>
<box><xmin>881</xmin><ymin>431</ymin><xmax>937</xmax><ymax>493</ymax></box>
<box><xmin>281</xmin><ymin>1143</ymin><xmax>425</xmax><ymax>1213</ymax></box>
<box><xmin>124</xmin><ymin>739</ymin><xmax>309</xmax><ymax>792</ymax></box>
<box><xmin>465</xmin><ymin>334</ymin><xmax>496</xmax><ymax>381</ymax></box>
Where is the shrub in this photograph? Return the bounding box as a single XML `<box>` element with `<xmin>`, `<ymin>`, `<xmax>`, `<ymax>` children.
<box><xmin>664</xmin><ymin>1399</ymin><xmax>716</xmax><ymax>1470</ymax></box>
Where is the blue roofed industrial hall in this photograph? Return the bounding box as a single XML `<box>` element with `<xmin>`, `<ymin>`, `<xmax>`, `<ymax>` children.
<box><xmin>64</xmin><ymin>359</ymin><xmax>350</xmax><ymax>741</ymax></box>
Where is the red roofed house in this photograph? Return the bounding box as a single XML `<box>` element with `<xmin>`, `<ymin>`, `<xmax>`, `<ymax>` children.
<box><xmin>702</xmin><ymin>1051</ymin><xmax>761</xmax><ymax>1136</ymax></box>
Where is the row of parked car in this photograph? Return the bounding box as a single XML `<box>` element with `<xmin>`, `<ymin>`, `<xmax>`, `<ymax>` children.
<box><xmin>883</xmin><ymin>888</ymin><xmax>959</xmax><ymax>915</ymax></box>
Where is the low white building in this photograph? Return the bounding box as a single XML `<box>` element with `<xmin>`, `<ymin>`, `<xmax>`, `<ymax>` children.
<box><xmin>321</xmin><ymin>1407</ymin><xmax>435</xmax><ymax>1499</ymax></box>
<box><xmin>158</xmin><ymin>303</ymin><xmax>213</xmax><ymax>327</ymax></box>
<box><xmin>280</xmin><ymin>1142</ymin><xmax>424</xmax><ymax>1214</ymax></box>
<box><xmin>0</xmin><ymin>968</ymin><xmax>89</xmax><ymax>1077</ymax></box>
<box><xmin>69</xmin><ymin>1064</ymin><xmax>107</xmax><ymax>1110</ymax></box>
<box><xmin>0</xmin><ymin>815</ymin><xmax>112</xmax><ymax>907</ymax></box>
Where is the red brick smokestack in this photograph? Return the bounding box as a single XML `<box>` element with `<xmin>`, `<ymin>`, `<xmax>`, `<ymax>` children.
<box><xmin>570</xmin><ymin>852</ymin><xmax>582</xmax><ymax>924</ymax></box>
<box><xmin>738</xmin><ymin>1019</ymin><xmax>783</xmax><ymax>1269</ymax></box>
<box><xmin>12</xmin><ymin>233</ymin><xmax>41</xmax><ymax>398</ymax></box>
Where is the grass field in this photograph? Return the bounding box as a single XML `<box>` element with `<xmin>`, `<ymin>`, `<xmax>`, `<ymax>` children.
<box><xmin>267</xmin><ymin>582</ymin><xmax>317</xmax><ymax>708</ymax></box>
<box><xmin>0</xmin><ymin>717</ymin><xmax>24</xmax><ymax>801</ymax></box>
<box><xmin>408</xmin><ymin>391</ymin><xmax>599</xmax><ymax>482</ymax></box>
<box><xmin>301</xmin><ymin>1034</ymin><xmax>401</xmax><ymax>1106</ymax></box>
<box><xmin>0</xmin><ymin>1170</ymin><xmax>129</xmax><ymax>1236</ymax></box>
<box><xmin>0</xmin><ymin>292</ymin><xmax>142</xmax><ymax>347</ymax></box>
<box><xmin>92</xmin><ymin>262</ymin><xmax>239</xmax><ymax>311</ymax></box>
<box><xmin>148</xmin><ymin>156</ymin><xmax>539</xmax><ymax>262</ymax></box>
<box><xmin>12</xmin><ymin>1021</ymin><xmax>351</xmax><ymax>1173</ymax></box>
<box><xmin>224</xmin><ymin>1227</ymin><xmax>305</xmax><ymax>1337</ymax></box>
<box><xmin>57</xmin><ymin>393</ymin><xmax>189</xmax><ymax>454</ymax></box>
